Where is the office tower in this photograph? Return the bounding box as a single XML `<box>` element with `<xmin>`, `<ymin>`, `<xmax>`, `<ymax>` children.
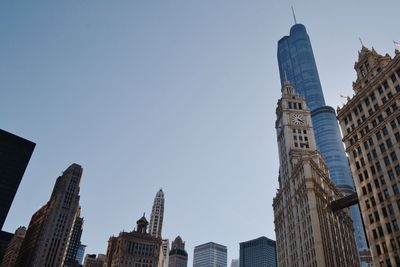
<box><xmin>0</xmin><ymin>226</ymin><xmax>26</xmax><ymax>267</ymax></box>
<box><xmin>277</xmin><ymin>23</ymin><xmax>368</xmax><ymax>254</ymax></box>
<box><xmin>150</xmin><ymin>189</ymin><xmax>165</xmax><ymax>239</ymax></box>
<box><xmin>337</xmin><ymin>47</ymin><xmax>400</xmax><ymax>266</ymax></box>
<box><xmin>168</xmin><ymin>236</ymin><xmax>188</xmax><ymax>267</ymax></box>
<box><xmin>106</xmin><ymin>215</ymin><xmax>162</xmax><ymax>267</ymax></box>
<box><xmin>193</xmin><ymin>242</ymin><xmax>227</xmax><ymax>267</ymax></box>
<box><xmin>64</xmin><ymin>209</ymin><xmax>84</xmax><ymax>267</ymax></box>
<box><xmin>273</xmin><ymin>82</ymin><xmax>359</xmax><ymax>266</ymax></box>
<box><xmin>76</xmin><ymin>244</ymin><xmax>86</xmax><ymax>265</ymax></box>
<box><xmin>230</xmin><ymin>259</ymin><xmax>239</xmax><ymax>267</ymax></box>
<box><xmin>239</xmin><ymin>236</ymin><xmax>276</xmax><ymax>267</ymax></box>
<box><xmin>160</xmin><ymin>239</ymin><xmax>170</xmax><ymax>267</ymax></box>
<box><xmin>0</xmin><ymin>129</ymin><xmax>35</xmax><ymax>230</ymax></box>
<box><xmin>84</xmin><ymin>254</ymin><xmax>106</xmax><ymax>267</ymax></box>
<box><xmin>16</xmin><ymin>164</ymin><xmax>83</xmax><ymax>267</ymax></box>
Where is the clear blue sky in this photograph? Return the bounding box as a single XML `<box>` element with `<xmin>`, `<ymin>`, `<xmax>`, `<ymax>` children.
<box><xmin>1</xmin><ymin>0</ymin><xmax>399</xmax><ymax>264</ymax></box>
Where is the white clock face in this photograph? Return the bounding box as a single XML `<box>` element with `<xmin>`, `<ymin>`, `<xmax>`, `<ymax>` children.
<box><xmin>291</xmin><ymin>113</ymin><xmax>305</xmax><ymax>125</ymax></box>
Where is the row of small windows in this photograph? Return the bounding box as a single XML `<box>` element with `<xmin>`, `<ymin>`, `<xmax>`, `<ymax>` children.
<box><xmin>348</xmin><ymin>103</ymin><xmax>399</xmax><ymax>141</ymax></box>
<box><xmin>288</xmin><ymin>101</ymin><xmax>303</xmax><ymax>110</ymax></box>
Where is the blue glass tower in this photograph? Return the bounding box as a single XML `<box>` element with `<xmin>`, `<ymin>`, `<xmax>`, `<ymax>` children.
<box><xmin>277</xmin><ymin>23</ymin><xmax>368</xmax><ymax>253</ymax></box>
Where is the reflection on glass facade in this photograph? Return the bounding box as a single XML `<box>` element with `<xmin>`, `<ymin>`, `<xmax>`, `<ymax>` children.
<box><xmin>277</xmin><ymin>24</ymin><xmax>368</xmax><ymax>251</ymax></box>
<box><xmin>239</xmin><ymin>237</ymin><xmax>276</xmax><ymax>267</ymax></box>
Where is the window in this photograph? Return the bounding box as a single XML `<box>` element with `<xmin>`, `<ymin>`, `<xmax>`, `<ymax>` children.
<box><xmin>384</xmin><ymin>189</ymin><xmax>390</xmax><ymax>199</ymax></box>
<box><xmin>383</xmin><ymin>81</ymin><xmax>389</xmax><ymax>89</ymax></box>
<box><xmin>391</xmin><ymin>151</ymin><xmax>398</xmax><ymax>162</ymax></box>
<box><xmin>393</xmin><ymin>185</ymin><xmax>399</xmax><ymax>194</ymax></box>
<box><xmin>384</xmin><ymin>156</ymin><xmax>391</xmax><ymax>166</ymax></box>
<box><xmin>376</xmin><ymin>132</ymin><xmax>382</xmax><ymax>140</ymax></box>
<box><xmin>379</xmin><ymin>143</ymin><xmax>386</xmax><ymax>153</ymax></box>
<box><xmin>373</xmin><ymin>229</ymin><xmax>378</xmax><ymax>239</ymax></box>
<box><xmin>392</xmin><ymin>120</ymin><xmax>398</xmax><ymax>129</ymax></box>
<box><xmin>382</xmin><ymin>207</ymin><xmax>388</xmax><ymax>217</ymax></box>
<box><xmin>386</xmin><ymin>138</ymin><xmax>393</xmax><ymax>148</ymax></box>
<box><xmin>382</xmin><ymin>127</ymin><xmax>388</xmax><ymax>136</ymax></box>
<box><xmin>387</xmin><ymin>223</ymin><xmax>393</xmax><ymax>233</ymax></box>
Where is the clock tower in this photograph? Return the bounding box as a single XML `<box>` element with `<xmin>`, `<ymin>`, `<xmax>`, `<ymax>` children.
<box><xmin>273</xmin><ymin>82</ymin><xmax>359</xmax><ymax>267</ymax></box>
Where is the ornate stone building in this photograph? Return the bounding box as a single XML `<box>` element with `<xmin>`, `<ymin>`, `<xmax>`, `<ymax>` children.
<box><xmin>0</xmin><ymin>226</ymin><xmax>26</xmax><ymax>267</ymax></box>
<box><xmin>106</xmin><ymin>215</ymin><xmax>161</xmax><ymax>267</ymax></box>
<box><xmin>16</xmin><ymin>164</ymin><xmax>83</xmax><ymax>267</ymax></box>
<box><xmin>337</xmin><ymin>47</ymin><xmax>400</xmax><ymax>266</ymax></box>
<box><xmin>273</xmin><ymin>82</ymin><xmax>359</xmax><ymax>266</ymax></box>
<box><xmin>168</xmin><ymin>236</ymin><xmax>187</xmax><ymax>267</ymax></box>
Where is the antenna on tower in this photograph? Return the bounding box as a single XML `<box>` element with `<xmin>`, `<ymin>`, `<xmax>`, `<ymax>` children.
<box><xmin>359</xmin><ymin>37</ymin><xmax>364</xmax><ymax>47</ymax></box>
<box><xmin>291</xmin><ymin>6</ymin><xmax>297</xmax><ymax>24</ymax></box>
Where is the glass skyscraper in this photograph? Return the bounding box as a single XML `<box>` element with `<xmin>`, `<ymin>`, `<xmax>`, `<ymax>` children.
<box><xmin>193</xmin><ymin>242</ymin><xmax>227</xmax><ymax>267</ymax></box>
<box><xmin>239</xmin><ymin>237</ymin><xmax>276</xmax><ymax>267</ymax></box>
<box><xmin>277</xmin><ymin>23</ymin><xmax>368</xmax><ymax>253</ymax></box>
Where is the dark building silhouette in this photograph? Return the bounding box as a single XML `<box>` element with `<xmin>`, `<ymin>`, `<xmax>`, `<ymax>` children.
<box><xmin>239</xmin><ymin>237</ymin><xmax>276</xmax><ymax>267</ymax></box>
<box><xmin>0</xmin><ymin>129</ymin><xmax>35</xmax><ymax>263</ymax></box>
<box><xmin>64</xmin><ymin>208</ymin><xmax>84</xmax><ymax>267</ymax></box>
<box><xmin>0</xmin><ymin>129</ymin><xmax>35</xmax><ymax>230</ymax></box>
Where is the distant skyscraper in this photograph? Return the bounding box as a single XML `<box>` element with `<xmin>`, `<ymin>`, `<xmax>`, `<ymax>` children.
<box><xmin>76</xmin><ymin>244</ymin><xmax>86</xmax><ymax>265</ymax></box>
<box><xmin>16</xmin><ymin>164</ymin><xmax>83</xmax><ymax>267</ymax></box>
<box><xmin>64</xmin><ymin>208</ymin><xmax>84</xmax><ymax>267</ymax></box>
<box><xmin>106</xmin><ymin>215</ymin><xmax>162</xmax><ymax>267</ymax></box>
<box><xmin>168</xmin><ymin>236</ymin><xmax>188</xmax><ymax>267</ymax></box>
<box><xmin>0</xmin><ymin>226</ymin><xmax>26</xmax><ymax>267</ymax></box>
<box><xmin>239</xmin><ymin>236</ymin><xmax>276</xmax><ymax>267</ymax></box>
<box><xmin>160</xmin><ymin>239</ymin><xmax>170</xmax><ymax>267</ymax></box>
<box><xmin>230</xmin><ymin>259</ymin><xmax>238</xmax><ymax>267</ymax></box>
<box><xmin>0</xmin><ymin>129</ymin><xmax>35</xmax><ymax>230</ymax></box>
<box><xmin>273</xmin><ymin>82</ymin><xmax>359</xmax><ymax>266</ymax></box>
<box><xmin>337</xmin><ymin>46</ymin><xmax>400</xmax><ymax>266</ymax></box>
<box><xmin>193</xmin><ymin>242</ymin><xmax>227</xmax><ymax>267</ymax></box>
<box><xmin>149</xmin><ymin>189</ymin><xmax>165</xmax><ymax>239</ymax></box>
<box><xmin>277</xmin><ymin>22</ymin><xmax>368</xmax><ymax>254</ymax></box>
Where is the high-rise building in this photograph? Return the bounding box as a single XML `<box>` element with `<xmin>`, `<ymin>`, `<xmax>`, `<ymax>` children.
<box><xmin>168</xmin><ymin>236</ymin><xmax>188</xmax><ymax>267</ymax></box>
<box><xmin>0</xmin><ymin>129</ymin><xmax>35</xmax><ymax>230</ymax></box>
<box><xmin>0</xmin><ymin>226</ymin><xmax>26</xmax><ymax>267</ymax></box>
<box><xmin>106</xmin><ymin>215</ymin><xmax>162</xmax><ymax>267</ymax></box>
<box><xmin>64</xmin><ymin>209</ymin><xmax>84</xmax><ymax>267</ymax></box>
<box><xmin>239</xmin><ymin>236</ymin><xmax>276</xmax><ymax>267</ymax></box>
<box><xmin>150</xmin><ymin>189</ymin><xmax>165</xmax><ymax>239</ymax></box>
<box><xmin>160</xmin><ymin>239</ymin><xmax>170</xmax><ymax>267</ymax></box>
<box><xmin>273</xmin><ymin>82</ymin><xmax>359</xmax><ymax>266</ymax></box>
<box><xmin>16</xmin><ymin>164</ymin><xmax>83</xmax><ymax>267</ymax></box>
<box><xmin>230</xmin><ymin>259</ymin><xmax>238</xmax><ymax>267</ymax></box>
<box><xmin>337</xmin><ymin>47</ymin><xmax>400</xmax><ymax>266</ymax></box>
<box><xmin>277</xmin><ymin>23</ymin><xmax>368</xmax><ymax>254</ymax></box>
<box><xmin>76</xmin><ymin>244</ymin><xmax>86</xmax><ymax>265</ymax></box>
<box><xmin>193</xmin><ymin>242</ymin><xmax>227</xmax><ymax>267</ymax></box>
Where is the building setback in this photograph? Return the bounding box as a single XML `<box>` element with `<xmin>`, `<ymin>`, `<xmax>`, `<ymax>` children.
<box><xmin>273</xmin><ymin>82</ymin><xmax>359</xmax><ymax>266</ymax></box>
<box><xmin>106</xmin><ymin>215</ymin><xmax>161</xmax><ymax>267</ymax></box>
<box><xmin>239</xmin><ymin>236</ymin><xmax>276</xmax><ymax>267</ymax></box>
<box><xmin>337</xmin><ymin>47</ymin><xmax>400</xmax><ymax>266</ymax></box>
<box><xmin>277</xmin><ymin>23</ymin><xmax>368</xmax><ymax>255</ymax></box>
<box><xmin>168</xmin><ymin>236</ymin><xmax>188</xmax><ymax>267</ymax></box>
<box><xmin>193</xmin><ymin>242</ymin><xmax>227</xmax><ymax>267</ymax></box>
<box><xmin>16</xmin><ymin>164</ymin><xmax>83</xmax><ymax>267</ymax></box>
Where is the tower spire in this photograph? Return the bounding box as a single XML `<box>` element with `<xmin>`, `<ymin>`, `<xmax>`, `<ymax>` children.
<box><xmin>291</xmin><ymin>6</ymin><xmax>297</xmax><ymax>24</ymax></box>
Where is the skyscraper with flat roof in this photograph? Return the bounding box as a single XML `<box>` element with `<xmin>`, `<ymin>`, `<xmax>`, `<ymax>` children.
<box><xmin>239</xmin><ymin>236</ymin><xmax>276</xmax><ymax>267</ymax></box>
<box><xmin>277</xmin><ymin>22</ymin><xmax>368</xmax><ymax>254</ymax></box>
<box><xmin>193</xmin><ymin>242</ymin><xmax>227</xmax><ymax>267</ymax></box>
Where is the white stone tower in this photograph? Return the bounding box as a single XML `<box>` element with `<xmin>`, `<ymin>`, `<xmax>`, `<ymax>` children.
<box><xmin>149</xmin><ymin>189</ymin><xmax>165</xmax><ymax>239</ymax></box>
<box><xmin>273</xmin><ymin>82</ymin><xmax>359</xmax><ymax>266</ymax></box>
